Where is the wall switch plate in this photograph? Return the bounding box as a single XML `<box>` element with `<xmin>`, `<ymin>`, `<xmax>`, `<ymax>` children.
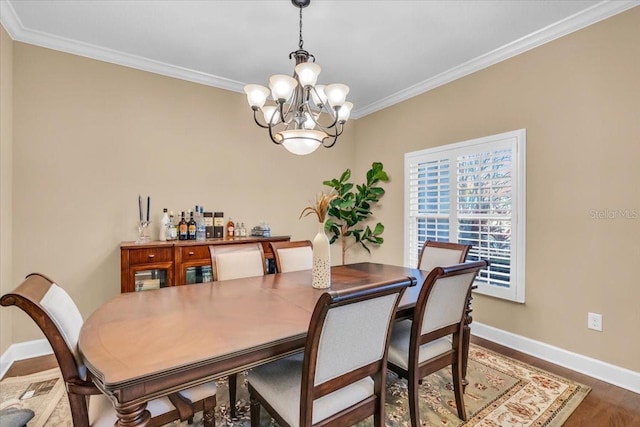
<box><xmin>588</xmin><ymin>312</ymin><xmax>602</xmax><ymax>331</ymax></box>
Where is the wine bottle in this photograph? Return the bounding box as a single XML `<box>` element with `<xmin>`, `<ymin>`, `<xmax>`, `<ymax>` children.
<box><xmin>178</xmin><ymin>211</ymin><xmax>188</xmax><ymax>240</ymax></box>
<box><xmin>188</xmin><ymin>211</ymin><xmax>197</xmax><ymax>240</ymax></box>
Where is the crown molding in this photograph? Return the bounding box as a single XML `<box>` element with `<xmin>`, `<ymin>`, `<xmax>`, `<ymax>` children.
<box><xmin>351</xmin><ymin>0</ymin><xmax>640</xmax><ymax>119</ymax></box>
<box><xmin>2</xmin><ymin>0</ymin><xmax>638</xmax><ymax>118</ymax></box>
<box><xmin>0</xmin><ymin>0</ymin><xmax>245</xmax><ymax>93</ymax></box>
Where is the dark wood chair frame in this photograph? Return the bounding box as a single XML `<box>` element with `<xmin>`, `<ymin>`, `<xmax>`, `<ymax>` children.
<box><xmin>416</xmin><ymin>240</ymin><xmax>474</xmax><ymax>387</ymax></box>
<box><xmin>0</xmin><ymin>273</ymin><xmax>216</xmax><ymax>427</ymax></box>
<box><xmin>269</xmin><ymin>240</ymin><xmax>313</xmax><ymax>273</ymax></box>
<box><xmin>387</xmin><ymin>260</ymin><xmax>489</xmax><ymax>426</ymax></box>
<box><xmin>248</xmin><ymin>277</ymin><xmax>417</xmax><ymax>427</ymax></box>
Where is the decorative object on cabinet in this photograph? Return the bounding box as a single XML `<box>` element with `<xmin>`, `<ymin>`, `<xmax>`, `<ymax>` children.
<box><xmin>242</xmin><ymin>0</ymin><xmax>353</xmax><ymax>155</ymax></box>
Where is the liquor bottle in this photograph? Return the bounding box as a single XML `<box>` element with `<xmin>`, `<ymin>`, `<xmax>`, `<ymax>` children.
<box><xmin>204</xmin><ymin>211</ymin><xmax>214</xmax><ymax>238</ymax></box>
<box><xmin>168</xmin><ymin>211</ymin><xmax>178</xmax><ymax>241</ymax></box>
<box><xmin>214</xmin><ymin>212</ymin><xmax>224</xmax><ymax>238</ymax></box>
<box><xmin>240</xmin><ymin>222</ymin><xmax>247</xmax><ymax>237</ymax></box>
<box><xmin>226</xmin><ymin>217</ymin><xmax>235</xmax><ymax>239</ymax></box>
<box><xmin>196</xmin><ymin>206</ymin><xmax>206</xmax><ymax>241</ymax></box>
<box><xmin>178</xmin><ymin>211</ymin><xmax>188</xmax><ymax>240</ymax></box>
<box><xmin>188</xmin><ymin>211</ymin><xmax>197</xmax><ymax>240</ymax></box>
<box><xmin>159</xmin><ymin>208</ymin><xmax>169</xmax><ymax>241</ymax></box>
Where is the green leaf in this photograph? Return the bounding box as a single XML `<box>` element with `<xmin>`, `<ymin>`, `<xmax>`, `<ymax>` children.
<box><xmin>339</xmin><ymin>169</ymin><xmax>351</xmax><ymax>183</ymax></box>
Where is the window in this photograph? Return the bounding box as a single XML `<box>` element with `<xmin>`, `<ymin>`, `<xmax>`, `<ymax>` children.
<box><xmin>405</xmin><ymin>129</ymin><xmax>526</xmax><ymax>302</ymax></box>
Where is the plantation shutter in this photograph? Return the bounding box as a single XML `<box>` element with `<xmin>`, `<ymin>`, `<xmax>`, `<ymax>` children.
<box><xmin>404</xmin><ymin>129</ymin><xmax>526</xmax><ymax>302</ymax></box>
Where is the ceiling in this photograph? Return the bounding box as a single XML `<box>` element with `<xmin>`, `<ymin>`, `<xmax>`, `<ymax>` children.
<box><xmin>1</xmin><ymin>0</ymin><xmax>637</xmax><ymax>118</ymax></box>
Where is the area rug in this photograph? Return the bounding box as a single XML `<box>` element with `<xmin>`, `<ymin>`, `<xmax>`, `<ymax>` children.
<box><xmin>0</xmin><ymin>344</ymin><xmax>591</xmax><ymax>426</ymax></box>
<box><xmin>0</xmin><ymin>367</ymin><xmax>66</xmax><ymax>427</ymax></box>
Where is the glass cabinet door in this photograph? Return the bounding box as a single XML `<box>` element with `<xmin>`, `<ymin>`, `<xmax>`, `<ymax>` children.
<box><xmin>134</xmin><ymin>268</ymin><xmax>169</xmax><ymax>291</ymax></box>
<box><xmin>185</xmin><ymin>265</ymin><xmax>213</xmax><ymax>284</ymax></box>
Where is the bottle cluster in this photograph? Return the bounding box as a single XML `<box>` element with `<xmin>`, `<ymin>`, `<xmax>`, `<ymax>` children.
<box><xmin>158</xmin><ymin>206</ymin><xmax>252</xmax><ymax>241</ymax></box>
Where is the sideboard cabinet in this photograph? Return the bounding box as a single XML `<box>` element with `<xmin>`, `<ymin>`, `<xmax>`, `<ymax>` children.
<box><xmin>120</xmin><ymin>236</ymin><xmax>290</xmax><ymax>293</ymax></box>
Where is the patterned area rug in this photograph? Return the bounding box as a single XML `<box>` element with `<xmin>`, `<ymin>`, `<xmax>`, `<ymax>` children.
<box><xmin>0</xmin><ymin>344</ymin><xmax>590</xmax><ymax>426</ymax></box>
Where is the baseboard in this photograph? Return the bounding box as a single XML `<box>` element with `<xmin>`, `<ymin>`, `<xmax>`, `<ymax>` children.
<box><xmin>0</xmin><ymin>339</ymin><xmax>53</xmax><ymax>379</ymax></box>
<box><xmin>472</xmin><ymin>322</ymin><xmax>640</xmax><ymax>394</ymax></box>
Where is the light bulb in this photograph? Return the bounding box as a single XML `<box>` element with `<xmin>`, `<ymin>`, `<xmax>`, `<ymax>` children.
<box><xmin>243</xmin><ymin>84</ymin><xmax>270</xmax><ymax>109</ymax></box>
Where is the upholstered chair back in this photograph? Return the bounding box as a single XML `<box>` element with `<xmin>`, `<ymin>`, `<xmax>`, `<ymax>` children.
<box><xmin>417</xmin><ymin>240</ymin><xmax>471</xmax><ymax>272</ymax></box>
<box><xmin>270</xmin><ymin>240</ymin><xmax>313</xmax><ymax>273</ymax></box>
<box><xmin>209</xmin><ymin>243</ymin><xmax>266</xmax><ymax>281</ymax></box>
<box><xmin>420</xmin><ymin>271</ymin><xmax>477</xmax><ymax>336</ymax></box>
<box><xmin>313</xmin><ymin>293</ymin><xmax>398</xmax><ymax>385</ymax></box>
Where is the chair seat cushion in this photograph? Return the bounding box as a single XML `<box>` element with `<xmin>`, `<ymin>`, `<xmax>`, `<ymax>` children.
<box><xmin>89</xmin><ymin>381</ymin><xmax>217</xmax><ymax>427</ymax></box>
<box><xmin>248</xmin><ymin>353</ymin><xmax>374</xmax><ymax>427</ymax></box>
<box><xmin>387</xmin><ymin>320</ymin><xmax>452</xmax><ymax>371</ymax></box>
<box><xmin>0</xmin><ymin>407</ymin><xmax>35</xmax><ymax>427</ymax></box>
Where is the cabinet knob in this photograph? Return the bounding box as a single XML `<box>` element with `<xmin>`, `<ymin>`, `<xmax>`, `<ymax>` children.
<box><xmin>188</xmin><ymin>251</ymin><xmax>195</xmax><ymax>255</ymax></box>
<box><xmin>148</xmin><ymin>254</ymin><xmax>155</xmax><ymax>258</ymax></box>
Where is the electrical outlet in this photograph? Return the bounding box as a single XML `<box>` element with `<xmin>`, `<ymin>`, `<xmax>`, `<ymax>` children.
<box><xmin>588</xmin><ymin>312</ymin><xmax>602</xmax><ymax>331</ymax></box>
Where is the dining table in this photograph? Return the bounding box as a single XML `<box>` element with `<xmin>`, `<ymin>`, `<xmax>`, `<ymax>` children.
<box><xmin>78</xmin><ymin>262</ymin><xmax>471</xmax><ymax>427</ymax></box>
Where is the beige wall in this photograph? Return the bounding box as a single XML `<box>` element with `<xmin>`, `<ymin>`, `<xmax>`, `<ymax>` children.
<box><xmin>354</xmin><ymin>8</ymin><xmax>640</xmax><ymax>371</ymax></box>
<box><xmin>2</xmin><ymin>7</ymin><xmax>639</xmax><ymax>373</ymax></box>
<box><xmin>0</xmin><ymin>26</ymin><xmax>14</xmax><ymax>354</ymax></box>
<box><xmin>9</xmin><ymin>41</ymin><xmax>354</xmax><ymax>342</ymax></box>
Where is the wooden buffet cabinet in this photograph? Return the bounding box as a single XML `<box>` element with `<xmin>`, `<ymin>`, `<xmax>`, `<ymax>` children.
<box><xmin>120</xmin><ymin>236</ymin><xmax>290</xmax><ymax>293</ymax></box>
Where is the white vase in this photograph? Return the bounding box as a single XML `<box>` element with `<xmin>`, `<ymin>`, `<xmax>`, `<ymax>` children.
<box><xmin>312</xmin><ymin>221</ymin><xmax>331</xmax><ymax>289</ymax></box>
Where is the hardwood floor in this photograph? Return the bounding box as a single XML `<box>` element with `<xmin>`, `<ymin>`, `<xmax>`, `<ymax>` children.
<box><xmin>3</xmin><ymin>336</ymin><xmax>639</xmax><ymax>426</ymax></box>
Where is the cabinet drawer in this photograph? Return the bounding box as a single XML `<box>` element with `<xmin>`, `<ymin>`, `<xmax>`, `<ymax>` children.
<box><xmin>128</xmin><ymin>248</ymin><xmax>173</xmax><ymax>265</ymax></box>
<box><xmin>180</xmin><ymin>245</ymin><xmax>211</xmax><ymax>261</ymax></box>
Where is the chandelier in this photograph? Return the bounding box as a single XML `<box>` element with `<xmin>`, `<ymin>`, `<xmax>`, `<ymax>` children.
<box><xmin>243</xmin><ymin>0</ymin><xmax>352</xmax><ymax>155</ymax></box>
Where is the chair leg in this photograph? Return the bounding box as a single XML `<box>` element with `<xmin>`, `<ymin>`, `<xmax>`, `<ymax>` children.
<box><xmin>229</xmin><ymin>373</ymin><xmax>237</xmax><ymax>418</ymax></box>
<box><xmin>408</xmin><ymin>376</ymin><xmax>420</xmax><ymax>427</ymax></box>
<box><xmin>452</xmin><ymin>361</ymin><xmax>467</xmax><ymax>421</ymax></box>
<box><xmin>249</xmin><ymin>395</ymin><xmax>261</xmax><ymax>427</ymax></box>
<box><xmin>202</xmin><ymin>395</ymin><xmax>216</xmax><ymax>427</ymax></box>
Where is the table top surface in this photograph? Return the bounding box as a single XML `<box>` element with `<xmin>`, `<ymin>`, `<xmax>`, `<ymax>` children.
<box><xmin>79</xmin><ymin>262</ymin><xmax>425</xmax><ymax>391</ymax></box>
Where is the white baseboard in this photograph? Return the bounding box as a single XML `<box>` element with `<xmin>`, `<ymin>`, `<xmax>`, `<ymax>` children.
<box><xmin>0</xmin><ymin>339</ymin><xmax>53</xmax><ymax>379</ymax></box>
<box><xmin>472</xmin><ymin>322</ymin><xmax>640</xmax><ymax>394</ymax></box>
<box><xmin>3</xmin><ymin>327</ymin><xmax>639</xmax><ymax>395</ymax></box>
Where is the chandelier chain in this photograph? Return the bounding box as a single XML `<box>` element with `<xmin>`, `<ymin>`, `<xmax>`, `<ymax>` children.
<box><xmin>298</xmin><ymin>5</ymin><xmax>304</xmax><ymax>49</ymax></box>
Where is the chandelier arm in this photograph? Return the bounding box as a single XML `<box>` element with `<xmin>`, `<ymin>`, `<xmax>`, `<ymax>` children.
<box><xmin>251</xmin><ymin>108</ymin><xmax>270</xmax><ymax>129</ymax></box>
<box><xmin>267</xmin><ymin>121</ymin><xmax>284</xmax><ymax>146</ymax></box>
<box><xmin>322</xmin><ymin>131</ymin><xmax>340</xmax><ymax>148</ymax></box>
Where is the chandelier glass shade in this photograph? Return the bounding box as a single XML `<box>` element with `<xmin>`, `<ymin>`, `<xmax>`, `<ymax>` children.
<box><xmin>243</xmin><ymin>0</ymin><xmax>352</xmax><ymax>155</ymax></box>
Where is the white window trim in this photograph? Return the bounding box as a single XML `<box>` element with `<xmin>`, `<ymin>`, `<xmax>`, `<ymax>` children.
<box><xmin>404</xmin><ymin>129</ymin><xmax>526</xmax><ymax>303</ymax></box>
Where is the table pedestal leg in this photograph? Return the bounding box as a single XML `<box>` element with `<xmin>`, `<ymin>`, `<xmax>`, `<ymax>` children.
<box><xmin>115</xmin><ymin>402</ymin><xmax>151</xmax><ymax>427</ymax></box>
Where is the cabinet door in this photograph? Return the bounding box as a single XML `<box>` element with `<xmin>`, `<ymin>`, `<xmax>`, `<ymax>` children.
<box><xmin>182</xmin><ymin>261</ymin><xmax>213</xmax><ymax>285</ymax></box>
<box><xmin>177</xmin><ymin>246</ymin><xmax>212</xmax><ymax>285</ymax></box>
<box><xmin>127</xmin><ymin>262</ymin><xmax>173</xmax><ymax>292</ymax></box>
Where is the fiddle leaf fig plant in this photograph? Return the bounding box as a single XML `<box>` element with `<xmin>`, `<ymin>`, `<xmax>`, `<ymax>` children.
<box><xmin>323</xmin><ymin>162</ymin><xmax>390</xmax><ymax>264</ymax></box>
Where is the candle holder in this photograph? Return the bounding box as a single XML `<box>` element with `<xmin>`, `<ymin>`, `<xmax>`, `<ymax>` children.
<box><xmin>135</xmin><ymin>220</ymin><xmax>151</xmax><ymax>244</ymax></box>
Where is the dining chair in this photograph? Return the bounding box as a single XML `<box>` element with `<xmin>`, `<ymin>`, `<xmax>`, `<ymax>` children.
<box><xmin>0</xmin><ymin>273</ymin><xmax>217</xmax><ymax>427</ymax></box>
<box><xmin>386</xmin><ymin>260</ymin><xmax>489</xmax><ymax>426</ymax></box>
<box><xmin>247</xmin><ymin>277</ymin><xmax>416</xmax><ymax>427</ymax></box>
<box><xmin>209</xmin><ymin>242</ymin><xmax>266</xmax><ymax>281</ymax></box>
<box><xmin>270</xmin><ymin>240</ymin><xmax>313</xmax><ymax>273</ymax></box>
<box><xmin>208</xmin><ymin>242</ymin><xmax>267</xmax><ymax>418</ymax></box>
<box><xmin>417</xmin><ymin>240</ymin><xmax>471</xmax><ymax>272</ymax></box>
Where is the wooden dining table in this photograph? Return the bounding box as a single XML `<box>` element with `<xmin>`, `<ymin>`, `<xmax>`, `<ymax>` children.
<box><xmin>78</xmin><ymin>263</ymin><xmax>447</xmax><ymax>426</ymax></box>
